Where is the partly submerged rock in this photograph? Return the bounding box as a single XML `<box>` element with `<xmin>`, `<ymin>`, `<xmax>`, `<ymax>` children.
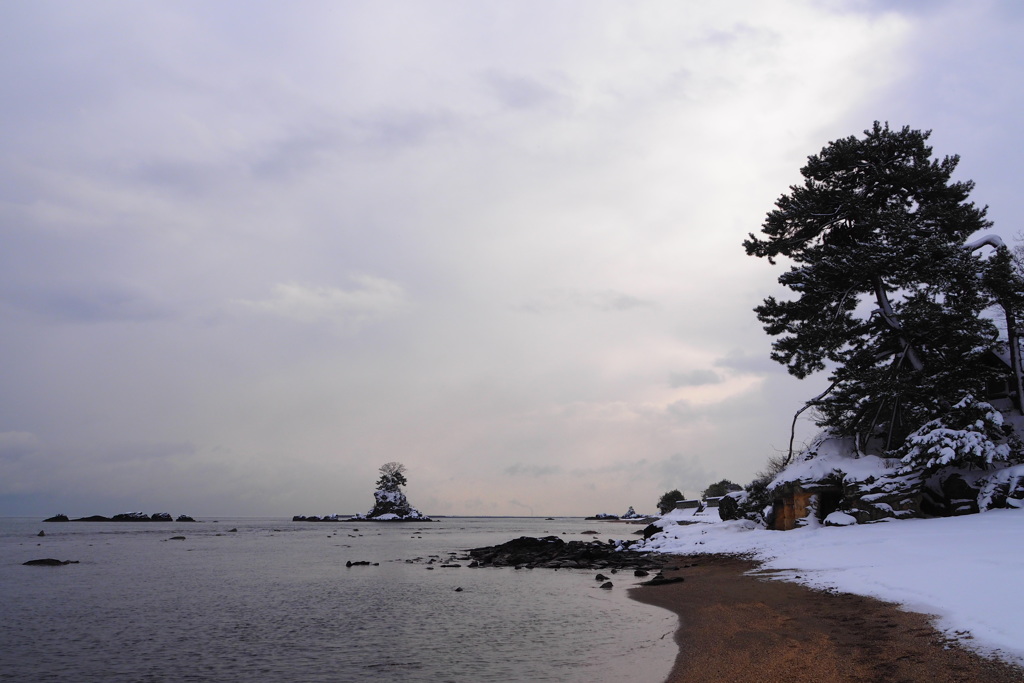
<box><xmin>468</xmin><ymin>535</ymin><xmax>666</xmax><ymax>571</ymax></box>
<box><xmin>642</xmin><ymin>574</ymin><xmax>685</xmax><ymax>586</ymax></box>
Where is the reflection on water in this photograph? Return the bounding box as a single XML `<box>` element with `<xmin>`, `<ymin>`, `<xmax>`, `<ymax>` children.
<box><xmin>0</xmin><ymin>517</ymin><xmax>675</xmax><ymax>682</ymax></box>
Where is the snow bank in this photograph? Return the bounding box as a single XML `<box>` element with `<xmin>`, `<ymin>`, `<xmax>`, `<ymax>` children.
<box><xmin>769</xmin><ymin>434</ymin><xmax>895</xmax><ymax>488</ymax></box>
<box><xmin>641</xmin><ymin>510</ymin><xmax>1024</xmax><ymax>665</ymax></box>
<box><xmin>658</xmin><ymin>505</ymin><xmax>721</xmax><ymax>524</ymax></box>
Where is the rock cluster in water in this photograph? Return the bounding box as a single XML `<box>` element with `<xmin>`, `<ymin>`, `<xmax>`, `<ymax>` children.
<box><xmin>44</xmin><ymin>513</ymin><xmax>197</xmax><ymax>522</ymax></box>
<box><xmin>466</xmin><ymin>535</ymin><xmax>671</xmax><ymax>571</ymax></box>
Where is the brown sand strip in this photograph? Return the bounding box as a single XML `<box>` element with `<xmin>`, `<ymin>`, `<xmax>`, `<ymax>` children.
<box><xmin>629</xmin><ymin>554</ymin><xmax>1024</xmax><ymax>683</ymax></box>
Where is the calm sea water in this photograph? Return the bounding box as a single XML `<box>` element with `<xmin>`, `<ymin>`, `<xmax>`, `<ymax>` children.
<box><xmin>0</xmin><ymin>517</ymin><xmax>676</xmax><ymax>682</ymax></box>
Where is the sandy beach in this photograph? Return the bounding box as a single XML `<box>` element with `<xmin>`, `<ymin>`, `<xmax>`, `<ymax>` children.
<box><xmin>630</xmin><ymin>554</ymin><xmax>1024</xmax><ymax>683</ymax></box>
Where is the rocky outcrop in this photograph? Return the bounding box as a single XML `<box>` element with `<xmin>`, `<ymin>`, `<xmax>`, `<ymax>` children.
<box><xmin>44</xmin><ymin>512</ymin><xmax>196</xmax><ymax>522</ymax></box>
<box><xmin>621</xmin><ymin>506</ymin><xmax>645</xmax><ymax>519</ymax></box>
<box><xmin>467</xmin><ymin>536</ymin><xmax>672</xmax><ymax>571</ymax></box>
<box><xmin>113</xmin><ymin>512</ymin><xmax>160</xmax><ymax>521</ymax></box>
<box><xmin>292</xmin><ymin>514</ymin><xmax>351</xmax><ymax>522</ymax></box>
<box><xmin>723</xmin><ymin>428</ymin><xmax>1024</xmax><ymax>529</ymax></box>
<box><xmin>351</xmin><ymin>487</ymin><xmax>431</xmax><ymax>521</ymax></box>
<box><xmin>975</xmin><ymin>464</ymin><xmax>1024</xmax><ymax>510</ymax></box>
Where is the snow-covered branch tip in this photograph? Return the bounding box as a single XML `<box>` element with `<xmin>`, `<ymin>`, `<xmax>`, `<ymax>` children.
<box><xmin>966</xmin><ymin>235</ymin><xmax>1006</xmax><ymax>251</ymax></box>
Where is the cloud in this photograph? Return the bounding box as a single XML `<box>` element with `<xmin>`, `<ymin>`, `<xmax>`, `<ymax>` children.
<box><xmin>669</xmin><ymin>369</ymin><xmax>723</xmax><ymax>387</ymax></box>
<box><xmin>516</xmin><ymin>289</ymin><xmax>656</xmax><ymax>314</ymax></box>
<box><xmin>714</xmin><ymin>349</ymin><xmax>782</xmax><ymax>375</ymax></box>
<box><xmin>505</xmin><ymin>463</ymin><xmax>563</xmax><ymax>477</ymax></box>
<box><xmin>666</xmin><ymin>399</ymin><xmax>705</xmax><ymax>425</ymax></box>
<box><xmin>1</xmin><ymin>283</ymin><xmax>172</xmax><ymax>324</ymax></box>
<box><xmin>234</xmin><ymin>276</ymin><xmax>407</xmax><ymax>330</ymax></box>
<box><xmin>483</xmin><ymin>70</ymin><xmax>564</xmax><ymax>110</ymax></box>
<box><xmin>0</xmin><ymin>432</ymin><xmax>40</xmax><ymax>459</ymax></box>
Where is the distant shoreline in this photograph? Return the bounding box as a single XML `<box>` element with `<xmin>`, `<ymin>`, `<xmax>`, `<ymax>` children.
<box><xmin>630</xmin><ymin>553</ymin><xmax>1024</xmax><ymax>683</ymax></box>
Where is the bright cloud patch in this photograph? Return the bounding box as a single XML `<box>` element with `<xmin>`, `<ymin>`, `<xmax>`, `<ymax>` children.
<box><xmin>236</xmin><ymin>276</ymin><xmax>406</xmax><ymax>329</ymax></box>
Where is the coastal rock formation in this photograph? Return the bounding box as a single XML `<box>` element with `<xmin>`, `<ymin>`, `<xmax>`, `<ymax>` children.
<box><xmin>621</xmin><ymin>506</ymin><xmax>646</xmax><ymax>519</ymax></box>
<box><xmin>44</xmin><ymin>512</ymin><xmax>197</xmax><ymax>522</ymax></box>
<box><xmin>351</xmin><ymin>462</ymin><xmax>431</xmax><ymax>521</ymax></box>
<box><xmin>359</xmin><ymin>487</ymin><xmax>427</xmax><ymax>520</ymax></box>
<box><xmin>467</xmin><ymin>535</ymin><xmax>670</xmax><ymax>571</ymax></box>
<box><xmin>292</xmin><ymin>515</ymin><xmax>351</xmax><ymax>522</ymax></box>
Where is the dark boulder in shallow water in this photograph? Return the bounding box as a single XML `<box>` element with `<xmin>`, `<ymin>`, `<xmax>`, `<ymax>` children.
<box><xmin>642</xmin><ymin>574</ymin><xmax>685</xmax><ymax>586</ymax></box>
<box><xmin>467</xmin><ymin>535</ymin><xmax>667</xmax><ymax>571</ymax></box>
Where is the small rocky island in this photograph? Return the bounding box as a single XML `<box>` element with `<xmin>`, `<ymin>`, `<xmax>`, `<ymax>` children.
<box><xmin>585</xmin><ymin>506</ymin><xmax>649</xmax><ymax>521</ymax></box>
<box><xmin>352</xmin><ymin>461</ymin><xmax>431</xmax><ymax>521</ymax></box>
<box><xmin>294</xmin><ymin>461</ymin><xmax>432</xmax><ymax>522</ymax></box>
<box><xmin>44</xmin><ymin>512</ymin><xmax>197</xmax><ymax>522</ymax></box>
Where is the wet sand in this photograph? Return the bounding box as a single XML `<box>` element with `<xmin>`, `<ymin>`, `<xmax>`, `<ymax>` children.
<box><xmin>629</xmin><ymin>554</ymin><xmax>1024</xmax><ymax>683</ymax></box>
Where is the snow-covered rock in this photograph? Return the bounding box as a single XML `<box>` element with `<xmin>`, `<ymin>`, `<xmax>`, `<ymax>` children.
<box><xmin>823</xmin><ymin>511</ymin><xmax>857</xmax><ymax>526</ymax></box>
<box><xmin>352</xmin><ymin>487</ymin><xmax>430</xmax><ymax>521</ymax></box>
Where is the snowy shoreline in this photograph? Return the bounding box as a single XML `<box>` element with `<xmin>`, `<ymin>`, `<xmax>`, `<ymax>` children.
<box><xmin>636</xmin><ymin>508</ymin><xmax>1024</xmax><ymax>667</ymax></box>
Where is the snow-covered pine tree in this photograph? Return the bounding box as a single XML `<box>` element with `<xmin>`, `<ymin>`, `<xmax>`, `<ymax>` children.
<box><xmin>897</xmin><ymin>394</ymin><xmax>1013</xmax><ymax>474</ymax></box>
<box><xmin>744</xmin><ymin>122</ymin><xmax>999</xmax><ymax>454</ymax></box>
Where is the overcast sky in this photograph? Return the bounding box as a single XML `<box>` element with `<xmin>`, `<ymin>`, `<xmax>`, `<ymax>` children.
<box><xmin>2</xmin><ymin>1</ymin><xmax>1023</xmax><ymax>517</ymax></box>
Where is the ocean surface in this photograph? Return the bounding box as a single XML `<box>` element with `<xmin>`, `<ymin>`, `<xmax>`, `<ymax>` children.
<box><xmin>0</xmin><ymin>516</ymin><xmax>676</xmax><ymax>682</ymax></box>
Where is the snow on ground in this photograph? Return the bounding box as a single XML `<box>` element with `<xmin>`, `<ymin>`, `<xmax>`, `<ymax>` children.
<box><xmin>640</xmin><ymin>510</ymin><xmax>1024</xmax><ymax>666</ymax></box>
